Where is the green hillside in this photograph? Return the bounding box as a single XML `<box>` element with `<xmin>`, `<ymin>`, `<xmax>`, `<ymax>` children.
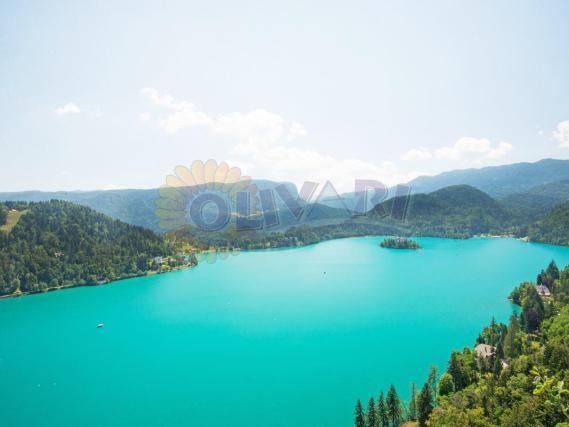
<box><xmin>501</xmin><ymin>179</ymin><xmax>569</xmax><ymax>222</ymax></box>
<box><xmin>527</xmin><ymin>201</ymin><xmax>569</xmax><ymax>246</ymax></box>
<box><xmin>370</xmin><ymin>185</ymin><xmax>514</xmax><ymax>238</ymax></box>
<box><xmin>0</xmin><ymin>200</ymin><xmax>191</xmax><ymax>296</ymax></box>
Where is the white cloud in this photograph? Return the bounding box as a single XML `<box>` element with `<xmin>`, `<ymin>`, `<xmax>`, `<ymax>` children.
<box><xmin>401</xmin><ymin>147</ymin><xmax>433</xmax><ymax>161</ymax></box>
<box><xmin>554</xmin><ymin>121</ymin><xmax>569</xmax><ymax>147</ymax></box>
<box><xmin>159</xmin><ymin>109</ymin><xmax>213</xmax><ymax>133</ymax></box>
<box><xmin>139</xmin><ymin>112</ymin><xmax>151</xmax><ymax>122</ymax></box>
<box><xmin>402</xmin><ymin>137</ymin><xmax>512</xmax><ymax>166</ymax></box>
<box><xmin>54</xmin><ymin>102</ymin><xmax>80</xmax><ymax>115</ymax></box>
<box><xmin>214</xmin><ymin>109</ymin><xmax>287</xmax><ymax>146</ymax></box>
<box><xmin>139</xmin><ymin>88</ymin><xmax>421</xmax><ymax>191</ymax></box>
<box><xmin>232</xmin><ymin>143</ymin><xmax>422</xmax><ymax>192</ymax></box>
<box><xmin>140</xmin><ymin>88</ymin><xmax>305</xmax><ymax>139</ymax></box>
<box><xmin>140</xmin><ymin>88</ymin><xmax>193</xmax><ymax>110</ymax></box>
<box><xmin>435</xmin><ymin>137</ymin><xmax>512</xmax><ymax>163</ymax></box>
<box><xmin>140</xmin><ymin>88</ymin><xmax>213</xmax><ymax>133</ymax></box>
<box><xmin>288</xmin><ymin>122</ymin><xmax>308</xmax><ymax>139</ymax></box>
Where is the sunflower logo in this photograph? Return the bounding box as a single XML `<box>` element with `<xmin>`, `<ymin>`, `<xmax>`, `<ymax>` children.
<box><xmin>156</xmin><ymin>160</ymin><xmax>257</xmax><ymax>232</ymax></box>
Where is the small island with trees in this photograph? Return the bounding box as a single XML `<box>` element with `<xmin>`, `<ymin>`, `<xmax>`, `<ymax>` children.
<box><xmin>380</xmin><ymin>237</ymin><xmax>422</xmax><ymax>250</ymax></box>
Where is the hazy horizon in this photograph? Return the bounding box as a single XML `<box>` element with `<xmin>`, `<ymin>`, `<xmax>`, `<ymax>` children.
<box><xmin>0</xmin><ymin>156</ymin><xmax>566</xmax><ymax>194</ymax></box>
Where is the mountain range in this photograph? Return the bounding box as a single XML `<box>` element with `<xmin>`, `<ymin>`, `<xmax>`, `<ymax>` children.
<box><xmin>407</xmin><ymin>158</ymin><xmax>569</xmax><ymax>198</ymax></box>
<box><xmin>2</xmin><ymin>158</ymin><xmax>569</xmax><ymax>242</ymax></box>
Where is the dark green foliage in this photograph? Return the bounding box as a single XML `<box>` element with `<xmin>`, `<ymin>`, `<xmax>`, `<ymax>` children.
<box><xmin>408</xmin><ymin>383</ymin><xmax>417</xmax><ymax>421</ymax></box>
<box><xmin>547</xmin><ymin>260</ymin><xmax>560</xmax><ymax>281</ymax></box>
<box><xmin>437</xmin><ymin>373</ymin><xmax>455</xmax><ymax>396</ymax></box>
<box><xmin>370</xmin><ymin>185</ymin><xmax>516</xmax><ymax>238</ymax></box>
<box><xmin>508</xmin><ymin>282</ymin><xmax>533</xmax><ymax>305</ymax></box>
<box><xmin>0</xmin><ymin>200</ymin><xmax>186</xmax><ymax>296</ymax></box>
<box><xmin>503</xmin><ymin>314</ymin><xmax>522</xmax><ymax>359</ymax></box>
<box><xmin>477</xmin><ymin>317</ymin><xmax>507</xmax><ymax>348</ymax></box>
<box><xmin>500</xmin><ymin>180</ymin><xmax>569</xmax><ymax>224</ymax></box>
<box><xmin>447</xmin><ymin>349</ymin><xmax>477</xmax><ymax>391</ymax></box>
<box><xmin>354</xmin><ymin>400</ymin><xmax>365</xmax><ymax>427</ymax></box>
<box><xmin>380</xmin><ymin>237</ymin><xmax>421</xmax><ymax>249</ymax></box>
<box><xmin>553</xmin><ymin>267</ymin><xmax>569</xmax><ymax>304</ymax></box>
<box><xmin>520</xmin><ymin>286</ymin><xmax>544</xmax><ymax>332</ymax></box>
<box><xmin>386</xmin><ymin>385</ymin><xmax>402</xmax><ymax>426</ymax></box>
<box><xmin>365</xmin><ymin>397</ymin><xmax>376</xmax><ymax>427</ymax></box>
<box><xmin>0</xmin><ymin>205</ymin><xmax>7</xmax><ymax>225</ymax></box>
<box><xmin>376</xmin><ymin>392</ymin><xmax>388</xmax><ymax>427</ymax></box>
<box><xmin>427</xmin><ymin>365</ymin><xmax>438</xmax><ymax>404</ymax></box>
<box><xmin>527</xmin><ymin>201</ymin><xmax>569</xmax><ymax>245</ymax></box>
<box><xmin>416</xmin><ymin>382</ymin><xmax>434</xmax><ymax>427</ymax></box>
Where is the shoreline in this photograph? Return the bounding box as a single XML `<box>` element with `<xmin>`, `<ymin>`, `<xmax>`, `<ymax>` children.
<box><xmin>0</xmin><ymin>263</ymin><xmax>196</xmax><ymax>301</ymax></box>
<box><xmin>2</xmin><ymin>234</ymin><xmax>566</xmax><ymax>301</ymax></box>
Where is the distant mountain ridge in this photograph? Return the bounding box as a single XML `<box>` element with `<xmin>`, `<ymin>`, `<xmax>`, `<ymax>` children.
<box><xmin>3</xmin><ymin>159</ymin><xmax>569</xmax><ymax>239</ymax></box>
<box><xmin>407</xmin><ymin>158</ymin><xmax>569</xmax><ymax>198</ymax></box>
<box><xmin>0</xmin><ymin>180</ymin><xmax>298</xmax><ymax>233</ymax></box>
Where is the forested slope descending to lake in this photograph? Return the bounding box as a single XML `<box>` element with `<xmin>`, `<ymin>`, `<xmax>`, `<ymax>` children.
<box><xmin>499</xmin><ymin>179</ymin><xmax>569</xmax><ymax>223</ymax></box>
<box><xmin>527</xmin><ymin>202</ymin><xmax>569</xmax><ymax>246</ymax></box>
<box><xmin>0</xmin><ymin>200</ymin><xmax>190</xmax><ymax>296</ymax></box>
<box><xmin>368</xmin><ymin>185</ymin><xmax>516</xmax><ymax>238</ymax></box>
<box><xmin>353</xmin><ymin>261</ymin><xmax>569</xmax><ymax>426</ymax></box>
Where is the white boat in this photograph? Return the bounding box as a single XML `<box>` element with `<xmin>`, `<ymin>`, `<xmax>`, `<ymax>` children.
<box><xmin>97</xmin><ymin>323</ymin><xmax>104</xmax><ymax>328</ymax></box>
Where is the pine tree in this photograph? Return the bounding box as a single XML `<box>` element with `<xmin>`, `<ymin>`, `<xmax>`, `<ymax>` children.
<box><xmin>522</xmin><ymin>285</ymin><xmax>545</xmax><ymax>332</ymax></box>
<box><xmin>416</xmin><ymin>382</ymin><xmax>434</xmax><ymax>427</ymax></box>
<box><xmin>354</xmin><ymin>399</ymin><xmax>365</xmax><ymax>427</ymax></box>
<box><xmin>408</xmin><ymin>383</ymin><xmax>417</xmax><ymax>421</ymax></box>
<box><xmin>447</xmin><ymin>352</ymin><xmax>464</xmax><ymax>390</ymax></box>
<box><xmin>376</xmin><ymin>391</ymin><xmax>388</xmax><ymax>427</ymax></box>
<box><xmin>386</xmin><ymin>385</ymin><xmax>402</xmax><ymax>426</ymax></box>
<box><xmin>437</xmin><ymin>373</ymin><xmax>455</xmax><ymax>396</ymax></box>
<box><xmin>547</xmin><ymin>260</ymin><xmax>560</xmax><ymax>281</ymax></box>
<box><xmin>427</xmin><ymin>365</ymin><xmax>438</xmax><ymax>404</ymax></box>
<box><xmin>366</xmin><ymin>397</ymin><xmax>376</xmax><ymax>427</ymax></box>
<box><xmin>504</xmin><ymin>314</ymin><xmax>521</xmax><ymax>358</ymax></box>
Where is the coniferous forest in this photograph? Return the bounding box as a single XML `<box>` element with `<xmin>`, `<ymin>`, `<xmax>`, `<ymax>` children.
<box><xmin>0</xmin><ymin>200</ymin><xmax>192</xmax><ymax>296</ymax></box>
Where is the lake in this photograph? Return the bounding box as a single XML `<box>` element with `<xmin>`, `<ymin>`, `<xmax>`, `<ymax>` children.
<box><xmin>2</xmin><ymin>237</ymin><xmax>569</xmax><ymax>427</ymax></box>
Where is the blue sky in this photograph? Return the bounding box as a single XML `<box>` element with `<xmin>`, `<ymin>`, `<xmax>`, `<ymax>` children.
<box><xmin>1</xmin><ymin>0</ymin><xmax>568</xmax><ymax>192</ymax></box>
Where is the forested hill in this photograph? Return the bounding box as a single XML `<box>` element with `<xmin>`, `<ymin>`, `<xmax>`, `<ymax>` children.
<box><xmin>527</xmin><ymin>201</ymin><xmax>569</xmax><ymax>246</ymax></box>
<box><xmin>0</xmin><ymin>200</ymin><xmax>188</xmax><ymax>296</ymax></box>
<box><xmin>500</xmin><ymin>179</ymin><xmax>569</xmax><ymax>223</ymax></box>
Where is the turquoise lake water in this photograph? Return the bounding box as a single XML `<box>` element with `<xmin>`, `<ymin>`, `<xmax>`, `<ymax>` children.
<box><xmin>2</xmin><ymin>236</ymin><xmax>569</xmax><ymax>427</ymax></box>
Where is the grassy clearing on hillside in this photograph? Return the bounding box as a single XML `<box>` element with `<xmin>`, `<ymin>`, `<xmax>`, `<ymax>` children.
<box><xmin>0</xmin><ymin>209</ymin><xmax>27</xmax><ymax>233</ymax></box>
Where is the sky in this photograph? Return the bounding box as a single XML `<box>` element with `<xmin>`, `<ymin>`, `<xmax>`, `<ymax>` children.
<box><xmin>1</xmin><ymin>0</ymin><xmax>569</xmax><ymax>193</ymax></box>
